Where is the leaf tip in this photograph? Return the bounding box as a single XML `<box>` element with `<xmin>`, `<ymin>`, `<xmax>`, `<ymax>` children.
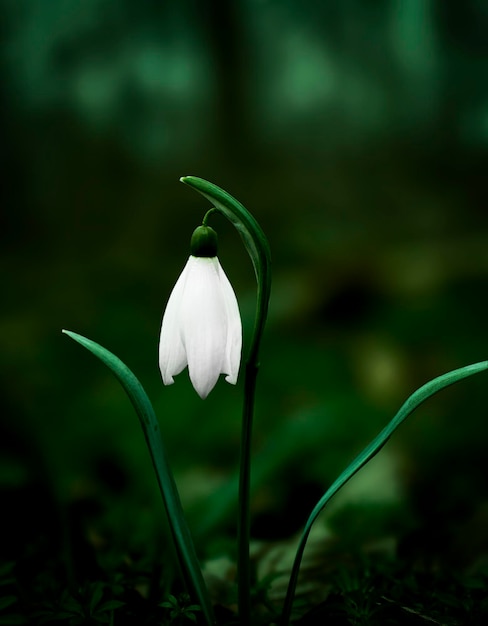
<box><xmin>62</xmin><ymin>329</ymin><xmax>78</xmax><ymax>342</ymax></box>
<box><xmin>180</xmin><ymin>176</ymin><xmax>202</xmax><ymax>189</ymax></box>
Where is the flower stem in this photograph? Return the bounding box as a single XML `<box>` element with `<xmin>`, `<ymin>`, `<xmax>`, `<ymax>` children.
<box><xmin>237</xmin><ymin>360</ymin><xmax>258</xmax><ymax>623</ymax></box>
<box><xmin>237</xmin><ymin>268</ymin><xmax>269</xmax><ymax>623</ymax></box>
<box><xmin>202</xmin><ymin>208</ymin><xmax>218</xmax><ymax>226</ymax></box>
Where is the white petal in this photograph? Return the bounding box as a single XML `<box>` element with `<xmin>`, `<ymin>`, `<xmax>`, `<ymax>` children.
<box><xmin>159</xmin><ymin>254</ymin><xmax>242</xmax><ymax>398</ymax></box>
<box><xmin>180</xmin><ymin>257</ymin><xmax>228</xmax><ymax>398</ymax></box>
<box><xmin>158</xmin><ymin>259</ymin><xmax>190</xmax><ymax>385</ymax></box>
<box><xmin>217</xmin><ymin>261</ymin><xmax>242</xmax><ymax>385</ymax></box>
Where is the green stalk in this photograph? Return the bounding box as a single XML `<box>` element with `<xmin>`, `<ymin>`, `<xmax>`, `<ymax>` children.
<box><xmin>63</xmin><ymin>330</ymin><xmax>215</xmax><ymax>626</ymax></box>
<box><xmin>180</xmin><ymin>176</ymin><xmax>272</xmax><ymax>623</ymax></box>
<box><xmin>280</xmin><ymin>360</ymin><xmax>488</xmax><ymax>626</ymax></box>
<box><xmin>235</xmin><ymin>361</ymin><xmax>258</xmax><ymax>623</ymax></box>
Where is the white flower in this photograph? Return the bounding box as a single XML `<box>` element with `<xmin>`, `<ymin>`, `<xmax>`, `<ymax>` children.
<box><xmin>159</xmin><ymin>255</ymin><xmax>242</xmax><ymax>399</ymax></box>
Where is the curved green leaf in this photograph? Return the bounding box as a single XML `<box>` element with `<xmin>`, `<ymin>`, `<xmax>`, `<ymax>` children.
<box><xmin>62</xmin><ymin>330</ymin><xmax>215</xmax><ymax>626</ymax></box>
<box><xmin>180</xmin><ymin>176</ymin><xmax>270</xmax><ymax>286</ymax></box>
<box><xmin>180</xmin><ymin>176</ymin><xmax>271</xmax><ymax>362</ymax></box>
<box><xmin>280</xmin><ymin>360</ymin><xmax>488</xmax><ymax>625</ymax></box>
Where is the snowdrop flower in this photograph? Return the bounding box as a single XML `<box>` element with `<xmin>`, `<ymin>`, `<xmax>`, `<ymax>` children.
<box><xmin>159</xmin><ymin>225</ymin><xmax>242</xmax><ymax>399</ymax></box>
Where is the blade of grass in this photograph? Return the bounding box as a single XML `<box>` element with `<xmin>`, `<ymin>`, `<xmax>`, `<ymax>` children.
<box><xmin>63</xmin><ymin>330</ymin><xmax>215</xmax><ymax>626</ymax></box>
<box><xmin>280</xmin><ymin>360</ymin><xmax>488</xmax><ymax>625</ymax></box>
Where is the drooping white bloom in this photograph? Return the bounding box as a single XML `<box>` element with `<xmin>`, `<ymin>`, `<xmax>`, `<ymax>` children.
<box><xmin>159</xmin><ymin>254</ymin><xmax>242</xmax><ymax>399</ymax></box>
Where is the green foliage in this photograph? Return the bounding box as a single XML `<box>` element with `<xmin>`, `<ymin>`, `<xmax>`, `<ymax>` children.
<box><xmin>159</xmin><ymin>593</ymin><xmax>202</xmax><ymax>625</ymax></box>
<box><xmin>0</xmin><ymin>562</ymin><xmax>27</xmax><ymax>625</ymax></box>
<box><xmin>296</xmin><ymin>558</ymin><xmax>488</xmax><ymax>626</ymax></box>
<box><xmin>32</xmin><ymin>582</ymin><xmax>125</xmax><ymax>625</ymax></box>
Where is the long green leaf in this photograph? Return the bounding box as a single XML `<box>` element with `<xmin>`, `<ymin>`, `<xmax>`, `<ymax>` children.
<box><xmin>280</xmin><ymin>360</ymin><xmax>488</xmax><ymax>625</ymax></box>
<box><xmin>62</xmin><ymin>330</ymin><xmax>215</xmax><ymax>626</ymax></box>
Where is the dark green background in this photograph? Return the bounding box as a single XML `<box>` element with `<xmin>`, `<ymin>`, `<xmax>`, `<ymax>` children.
<box><xmin>2</xmin><ymin>0</ymin><xmax>488</xmax><ymax>568</ymax></box>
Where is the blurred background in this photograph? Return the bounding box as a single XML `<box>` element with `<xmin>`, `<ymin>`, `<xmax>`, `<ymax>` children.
<box><xmin>2</xmin><ymin>0</ymin><xmax>488</xmax><ymax>596</ymax></box>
